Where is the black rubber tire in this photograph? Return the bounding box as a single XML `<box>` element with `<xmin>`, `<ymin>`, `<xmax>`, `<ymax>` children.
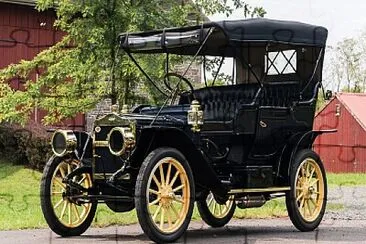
<box><xmin>285</xmin><ymin>149</ymin><xmax>327</xmax><ymax>232</ymax></box>
<box><xmin>40</xmin><ymin>156</ymin><xmax>97</xmax><ymax>237</ymax></box>
<box><xmin>197</xmin><ymin>192</ymin><xmax>236</xmax><ymax>228</ymax></box>
<box><xmin>135</xmin><ymin>147</ymin><xmax>195</xmax><ymax>243</ymax></box>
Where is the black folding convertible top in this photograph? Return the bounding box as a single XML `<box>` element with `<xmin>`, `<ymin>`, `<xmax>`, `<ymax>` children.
<box><xmin>119</xmin><ymin>18</ymin><xmax>328</xmax><ymax>56</ymax></box>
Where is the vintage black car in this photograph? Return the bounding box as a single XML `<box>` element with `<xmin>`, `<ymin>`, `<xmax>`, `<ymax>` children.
<box><xmin>40</xmin><ymin>18</ymin><xmax>333</xmax><ymax>243</ymax></box>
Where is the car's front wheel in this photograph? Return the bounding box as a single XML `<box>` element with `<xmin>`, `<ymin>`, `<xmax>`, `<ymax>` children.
<box><xmin>286</xmin><ymin>149</ymin><xmax>327</xmax><ymax>231</ymax></box>
<box><xmin>135</xmin><ymin>147</ymin><xmax>195</xmax><ymax>243</ymax></box>
<box><xmin>40</xmin><ymin>156</ymin><xmax>97</xmax><ymax>236</ymax></box>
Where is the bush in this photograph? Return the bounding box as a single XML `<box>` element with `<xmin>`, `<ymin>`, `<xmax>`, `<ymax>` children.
<box><xmin>0</xmin><ymin>123</ymin><xmax>52</xmax><ymax>170</ymax></box>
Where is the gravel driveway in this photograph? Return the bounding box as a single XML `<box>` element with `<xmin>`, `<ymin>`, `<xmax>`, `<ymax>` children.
<box><xmin>1</xmin><ymin>186</ymin><xmax>366</xmax><ymax>244</ymax></box>
<box><xmin>326</xmin><ymin>186</ymin><xmax>366</xmax><ymax>220</ymax></box>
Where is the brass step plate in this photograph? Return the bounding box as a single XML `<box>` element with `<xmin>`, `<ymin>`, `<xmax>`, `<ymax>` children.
<box><xmin>229</xmin><ymin>186</ymin><xmax>291</xmax><ymax>194</ymax></box>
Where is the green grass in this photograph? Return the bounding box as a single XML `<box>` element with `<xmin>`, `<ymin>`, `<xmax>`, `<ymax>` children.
<box><xmin>0</xmin><ymin>161</ymin><xmax>356</xmax><ymax>230</ymax></box>
<box><xmin>0</xmin><ymin>162</ymin><xmax>140</xmax><ymax>230</ymax></box>
<box><xmin>327</xmin><ymin>173</ymin><xmax>366</xmax><ymax>187</ymax></box>
<box><xmin>0</xmin><ymin>163</ymin><xmax>44</xmax><ymax>230</ymax></box>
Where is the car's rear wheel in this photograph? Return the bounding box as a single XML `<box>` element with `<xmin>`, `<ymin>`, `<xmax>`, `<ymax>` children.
<box><xmin>40</xmin><ymin>156</ymin><xmax>97</xmax><ymax>236</ymax></box>
<box><xmin>135</xmin><ymin>147</ymin><xmax>195</xmax><ymax>243</ymax></box>
<box><xmin>286</xmin><ymin>149</ymin><xmax>327</xmax><ymax>231</ymax></box>
<box><xmin>197</xmin><ymin>192</ymin><xmax>235</xmax><ymax>227</ymax></box>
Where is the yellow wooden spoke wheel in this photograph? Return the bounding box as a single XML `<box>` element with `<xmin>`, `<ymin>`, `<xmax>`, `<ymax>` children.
<box><xmin>286</xmin><ymin>149</ymin><xmax>327</xmax><ymax>232</ymax></box>
<box><xmin>135</xmin><ymin>147</ymin><xmax>195</xmax><ymax>243</ymax></box>
<box><xmin>206</xmin><ymin>193</ymin><xmax>234</xmax><ymax>218</ymax></box>
<box><xmin>41</xmin><ymin>157</ymin><xmax>97</xmax><ymax>237</ymax></box>
<box><xmin>50</xmin><ymin>159</ymin><xmax>92</xmax><ymax>228</ymax></box>
<box><xmin>197</xmin><ymin>191</ymin><xmax>235</xmax><ymax>227</ymax></box>
<box><xmin>146</xmin><ymin>157</ymin><xmax>190</xmax><ymax>233</ymax></box>
<box><xmin>295</xmin><ymin>158</ymin><xmax>325</xmax><ymax>222</ymax></box>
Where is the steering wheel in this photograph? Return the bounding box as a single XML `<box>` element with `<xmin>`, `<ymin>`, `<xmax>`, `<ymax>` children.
<box><xmin>163</xmin><ymin>72</ymin><xmax>194</xmax><ymax>96</ymax></box>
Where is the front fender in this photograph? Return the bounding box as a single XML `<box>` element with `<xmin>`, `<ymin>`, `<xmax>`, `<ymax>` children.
<box><xmin>130</xmin><ymin>127</ymin><xmax>227</xmax><ymax>196</ymax></box>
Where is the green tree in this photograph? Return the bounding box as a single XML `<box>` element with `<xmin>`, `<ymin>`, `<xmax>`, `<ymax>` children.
<box><xmin>0</xmin><ymin>0</ymin><xmax>265</xmax><ymax>125</ymax></box>
<box><xmin>326</xmin><ymin>36</ymin><xmax>366</xmax><ymax>93</ymax></box>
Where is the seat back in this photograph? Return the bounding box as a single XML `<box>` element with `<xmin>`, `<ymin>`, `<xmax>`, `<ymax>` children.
<box><xmin>180</xmin><ymin>84</ymin><xmax>260</xmax><ymax>122</ymax></box>
<box><xmin>259</xmin><ymin>82</ymin><xmax>300</xmax><ymax>107</ymax></box>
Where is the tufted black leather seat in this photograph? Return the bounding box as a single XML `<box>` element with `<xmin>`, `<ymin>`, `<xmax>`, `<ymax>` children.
<box><xmin>259</xmin><ymin>82</ymin><xmax>300</xmax><ymax>107</ymax></box>
<box><xmin>180</xmin><ymin>84</ymin><xmax>260</xmax><ymax>123</ymax></box>
<box><xmin>179</xmin><ymin>82</ymin><xmax>301</xmax><ymax>131</ymax></box>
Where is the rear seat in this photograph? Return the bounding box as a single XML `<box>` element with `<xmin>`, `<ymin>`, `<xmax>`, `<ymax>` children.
<box><xmin>259</xmin><ymin>82</ymin><xmax>300</xmax><ymax>107</ymax></box>
<box><xmin>179</xmin><ymin>82</ymin><xmax>301</xmax><ymax>131</ymax></box>
<box><xmin>179</xmin><ymin>84</ymin><xmax>260</xmax><ymax>123</ymax></box>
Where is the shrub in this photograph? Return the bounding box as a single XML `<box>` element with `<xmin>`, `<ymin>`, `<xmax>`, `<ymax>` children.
<box><xmin>0</xmin><ymin>123</ymin><xmax>52</xmax><ymax>170</ymax></box>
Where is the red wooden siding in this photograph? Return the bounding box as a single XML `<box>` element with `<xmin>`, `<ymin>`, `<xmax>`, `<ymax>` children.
<box><xmin>0</xmin><ymin>3</ymin><xmax>85</xmax><ymax>130</ymax></box>
<box><xmin>314</xmin><ymin>95</ymin><xmax>366</xmax><ymax>173</ymax></box>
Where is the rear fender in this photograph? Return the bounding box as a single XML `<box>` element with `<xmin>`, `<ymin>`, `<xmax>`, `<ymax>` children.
<box><xmin>276</xmin><ymin>129</ymin><xmax>336</xmax><ymax>185</ymax></box>
<box><xmin>130</xmin><ymin>127</ymin><xmax>226</xmax><ymax>196</ymax></box>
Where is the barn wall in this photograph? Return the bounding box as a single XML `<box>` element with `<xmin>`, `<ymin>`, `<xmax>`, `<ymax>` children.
<box><xmin>0</xmin><ymin>3</ymin><xmax>85</xmax><ymax>130</ymax></box>
<box><xmin>0</xmin><ymin>3</ymin><xmax>62</xmax><ymax>68</ymax></box>
<box><xmin>314</xmin><ymin>97</ymin><xmax>366</xmax><ymax>173</ymax></box>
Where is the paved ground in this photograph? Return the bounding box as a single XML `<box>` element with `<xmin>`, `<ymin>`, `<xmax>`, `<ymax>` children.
<box><xmin>2</xmin><ymin>219</ymin><xmax>366</xmax><ymax>244</ymax></box>
<box><xmin>1</xmin><ymin>186</ymin><xmax>366</xmax><ymax>244</ymax></box>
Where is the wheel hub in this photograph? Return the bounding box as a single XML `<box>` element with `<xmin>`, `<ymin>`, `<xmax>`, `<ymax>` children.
<box><xmin>301</xmin><ymin>181</ymin><xmax>316</xmax><ymax>200</ymax></box>
<box><xmin>302</xmin><ymin>182</ymin><xmax>310</xmax><ymax>198</ymax></box>
<box><xmin>160</xmin><ymin>185</ymin><xmax>174</xmax><ymax>208</ymax></box>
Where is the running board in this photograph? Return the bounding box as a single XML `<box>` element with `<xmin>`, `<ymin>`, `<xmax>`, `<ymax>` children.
<box><xmin>229</xmin><ymin>186</ymin><xmax>290</xmax><ymax>194</ymax></box>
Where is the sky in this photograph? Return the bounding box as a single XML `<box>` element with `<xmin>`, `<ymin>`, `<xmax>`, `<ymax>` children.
<box><xmin>210</xmin><ymin>0</ymin><xmax>366</xmax><ymax>46</ymax></box>
<box><xmin>208</xmin><ymin>0</ymin><xmax>366</xmax><ymax>89</ymax></box>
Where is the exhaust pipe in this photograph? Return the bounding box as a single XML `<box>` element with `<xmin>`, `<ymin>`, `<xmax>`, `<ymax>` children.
<box><xmin>236</xmin><ymin>195</ymin><xmax>266</xmax><ymax>209</ymax></box>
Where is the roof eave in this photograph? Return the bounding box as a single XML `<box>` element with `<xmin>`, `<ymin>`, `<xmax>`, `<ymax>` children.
<box><xmin>337</xmin><ymin>94</ymin><xmax>366</xmax><ymax>132</ymax></box>
<box><xmin>0</xmin><ymin>0</ymin><xmax>36</xmax><ymax>6</ymax></box>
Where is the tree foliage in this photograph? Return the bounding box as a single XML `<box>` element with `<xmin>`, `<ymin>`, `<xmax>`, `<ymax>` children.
<box><xmin>0</xmin><ymin>0</ymin><xmax>265</xmax><ymax>125</ymax></box>
<box><xmin>325</xmin><ymin>35</ymin><xmax>366</xmax><ymax>93</ymax></box>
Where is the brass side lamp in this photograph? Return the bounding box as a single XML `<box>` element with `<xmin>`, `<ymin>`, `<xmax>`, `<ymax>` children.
<box><xmin>187</xmin><ymin>100</ymin><xmax>203</xmax><ymax>132</ymax></box>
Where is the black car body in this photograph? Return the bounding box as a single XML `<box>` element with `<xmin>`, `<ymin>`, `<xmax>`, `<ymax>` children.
<box><xmin>41</xmin><ymin>18</ymin><xmax>334</xmax><ymax>243</ymax></box>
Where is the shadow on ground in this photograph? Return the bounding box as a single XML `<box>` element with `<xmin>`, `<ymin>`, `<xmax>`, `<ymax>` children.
<box><xmin>56</xmin><ymin>220</ymin><xmax>366</xmax><ymax>243</ymax></box>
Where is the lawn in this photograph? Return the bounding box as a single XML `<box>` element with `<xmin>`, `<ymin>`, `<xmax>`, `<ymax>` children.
<box><xmin>0</xmin><ymin>161</ymin><xmax>358</xmax><ymax>230</ymax></box>
<box><xmin>327</xmin><ymin>173</ymin><xmax>366</xmax><ymax>187</ymax></box>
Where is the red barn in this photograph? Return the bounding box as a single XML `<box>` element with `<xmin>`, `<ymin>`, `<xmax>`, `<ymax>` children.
<box><xmin>0</xmin><ymin>0</ymin><xmax>85</xmax><ymax>129</ymax></box>
<box><xmin>314</xmin><ymin>93</ymin><xmax>366</xmax><ymax>173</ymax></box>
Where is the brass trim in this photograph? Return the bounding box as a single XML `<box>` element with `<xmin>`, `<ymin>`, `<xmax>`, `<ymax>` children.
<box><xmin>187</xmin><ymin>100</ymin><xmax>203</xmax><ymax>132</ymax></box>
<box><xmin>95</xmin><ymin>126</ymin><xmax>101</xmax><ymax>133</ymax></box>
<box><xmin>229</xmin><ymin>186</ymin><xmax>291</xmax><ymax>194</ymax></box>
<box><xmin>51</xmin><ymin>130</ymin><xmax>77</xmax><ymax>157</ymax></box>
<box><xmin>94</xmin><ymin>140</ymin><xmax>109</xmax><ymax>148</ymax></box>
<box><xmin>107</xmin><ymin>127</ymin><xmax>136</xmax><ymax>156</ymax></box>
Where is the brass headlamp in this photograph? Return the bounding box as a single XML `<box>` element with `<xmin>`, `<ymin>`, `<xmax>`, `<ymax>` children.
<box><xmin>51</xmin><ymin>130</ymin><xmax>77</xmax><ymax>157</ymax></box>
<box><xmin>187</xmin><ymin>100</ymin><xmax>203</xmax><ymax>132</ymax></box>
<box><xmin>107</xmin><ymin>127</ymin><xmax>136</xmax><ymax>156</ymax></box>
